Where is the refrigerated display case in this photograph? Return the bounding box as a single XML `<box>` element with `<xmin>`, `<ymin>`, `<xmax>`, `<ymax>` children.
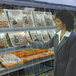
<box><xmin>0</xmin><ymin>0</ymin><xmax>76</xmax><ymax>76</ymax></box>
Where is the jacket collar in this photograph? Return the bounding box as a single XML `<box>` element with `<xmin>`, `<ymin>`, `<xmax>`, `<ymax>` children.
<box><xmin>57</xmin><ymin>30</ymin><xmax>71</xmax><ymax>38</ymax></box>
<box><xmin>56</xmin><ymin>31</ymin><xmax>72</xmax><ymax>53</ymax></box>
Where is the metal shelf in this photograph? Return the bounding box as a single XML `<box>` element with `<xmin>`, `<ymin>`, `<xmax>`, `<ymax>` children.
<box><xmin>24</xmin><ymin>64</ymin><xmax>53</xmax><ymax>76</ymax></box>
<box><xmin>0</xmin><ymin>45</ymin><xmax>32</xmax><ymax>54</ymax></box>
<box><xmin>0</xmin><ymin>26</ymin><xmax>56</xmax><ymax>33</ymax></box>
<box><xmin>0</xmin><ymin>55</ymin><xmax>54</xmax><ymax>76</ymax></box>
<box><xmin>0</xmin><ymin>1</ymin><xmax>57</xmax><ymax>76</ymax></box>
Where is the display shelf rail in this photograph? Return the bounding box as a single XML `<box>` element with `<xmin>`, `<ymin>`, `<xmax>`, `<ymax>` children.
<box><xmin>0</xmin><ymin>0</ymin><xmax>76</xmax><ymax>11</ymax></box>
<box><xmin>0</xmin><ymin>55</ymin><xmax>54</xmax><ymax>76</ymax></box>
<box><xmin>0</xmin><ymin>26</ymin><xmax>56</xmax><ymax>33</ymax></box>
<box><xmin>0</xmin><ymin>45</ymin><xmax>32</xmax><ymax>54</ymax></box>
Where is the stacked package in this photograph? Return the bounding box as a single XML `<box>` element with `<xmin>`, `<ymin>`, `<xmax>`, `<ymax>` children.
<box><xmin>0</xmin><ymin>9</ymin><xmax>9</xmax><ymax>28</ymax></box>
<box><xmin>8</xmin><ymin>10</ymin><xmax>23</xmax><ymax>27</ymax></box>
<box><xmin>47</xmin><ymin>29</ymin><xmax>56</xmax><ymax>38</ymax></box>
<box><xmin>22</xmin><ymin>10</ymin><xmax>34</xmax><ymax>27</ymax></box>
<box><xmin>25</xmin><ymin>31</ymin><xmax>32</xmax><ymax>41</ymax></box>
<box><xmin>8</xmin><ymin>32</ymin><xmax>28</xmax><ymax>47</ymax></box>
<box><xmin>0</xmin><ymin>9</ymin><xmax>55</xmax><ymax>28</ymax></box>
<box><xmin>0</xmin><ymin>33</ymin><xmax>10</xmax><ymax>48</ymax></box>
<box><xmin>30</xmin><ymin>31</ymin><xmax>39</xmax><ymax>41</ymax></box>
<box><xmin>33</xmin><ymin>12</ymin><xmax>46</xmax><ymax>27</ymax></box>
<box><xmin>12</xmin><ymin>49</ymin><xmax>54</xmax><ymax>63</ymax></box>
<box><xmin>0</xmin><ymin>54</ymin><xmax>23</xmax><ymax>68</ymax></box>
<box><xmin>36</xmin><ymin>31</ymin><xmax>44</xmax><ymax>42</ymax></box>
<box><xmin>44</xmin><ymin>12</ymin><xmax>55</xmax><ymax>27</ymax></box>
<box><xmin>0</xmin><ymin>49</ymin><xmax>54</xmax><ymax>68</ymax></box>
<box><xmin>41</xmin><ymin>31</ymin><xmax>50</xmax><ymax>41</ymax></box>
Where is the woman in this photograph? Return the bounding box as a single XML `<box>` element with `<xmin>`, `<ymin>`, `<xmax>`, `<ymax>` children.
<box><xmin>26</xmin><ymin>10</ymin><xmax>76</xmax><ymax>76</ymax></box>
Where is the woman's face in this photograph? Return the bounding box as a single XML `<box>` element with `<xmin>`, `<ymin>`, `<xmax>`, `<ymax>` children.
<box><xmin>55</xmin><ymin>17</ymin><xmax>64</xmax><ymax>30</ymax></box>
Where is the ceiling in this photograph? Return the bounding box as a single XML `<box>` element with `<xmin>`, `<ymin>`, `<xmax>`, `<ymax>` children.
<box><xmin>35</xmin><ymin>0</ymin><xmax>76</xmax><ymax>7</ymax></box>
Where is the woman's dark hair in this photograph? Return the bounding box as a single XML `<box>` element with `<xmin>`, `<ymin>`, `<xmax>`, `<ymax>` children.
<box><xmin>55</xmin><ymin>10</ymin><xmax>74</xmax><ymax>32</ymax></box>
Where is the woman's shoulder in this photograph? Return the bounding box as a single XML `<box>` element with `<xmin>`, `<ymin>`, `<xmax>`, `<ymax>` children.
<box><xmin>70</xmin><ymin>31</ymin><xmax>76</xmax><ymax>37</ymax></box>
<box><xmin>68</xmin><ymin>32</ymin><xmax>76</xmax><ymax>43</ymax></box>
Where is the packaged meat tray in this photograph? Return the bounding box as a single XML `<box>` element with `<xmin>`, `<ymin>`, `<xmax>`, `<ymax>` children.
<box><xmin>8</xmin><ymin>32</ymin><xmax>28</xmax><ymax>47</ymax></box>
<box><xmin>30</xmin><ymin>31</ymin><xmax>39</xmax><ymax>41</ymax></box>
<box><xmin>33</xmin><ymin>11</ymin><xmax>46</xmax><ymax>27</ymax></box>
<box><xmin>7</xmin><ymin>10</ymin><xmax>23</xmax><ymax>27</ymax></box>
<box><xmin>36</xmin><ymin>31</ymin><xmax>44</xmax><ymax>42</ymax></box>
<box><xmin>47</xmin><ymin>29</ymin><xmax>56</xmax><ymax>38</ymax></box>
<box><xmin>10</xmin><ymin>49</ymin><xmax>54</xmax><ymax>63</ymax></box>
<box><xmin>21</xmin><ymin>50</ymin><xmax>54</xmax><ymax>63</ymax></box>
<box><xmin>0</xmin><ymin>9</ymin><xmax>10</xmax><ymax>28</ymax></box>
<box><xmin>11</xmin><ymin>50</ymin><xmax>25</xmax><ymax>58</ymax></box>
<box><xmin>0</xmin><ymin>54</ymin><xmax>23</xmax><ymax>68</ymax></box>
<box><xmin>44</xmin><ymin>12</ymin><xmax>55</xmax><ymax>27</ymax></box>
<box><xmin>40</xmin><ymin>31</ymin><xmax>50</xmax><ymax>41</ymax></box>
<box><xmin>25</xmin><ymin>31</ymin><xmax>32</xmax><ymax>41</ymax></box>
<box><xmin>5</xmin><ymin>33</ymin><xmax>13</xmax><ymax>47</ymax></box>
<box><xmin>0</xmin><ymin>33</ymin><xmax>10</xmax><ymax>48</ymax></box>
<box><xmin>22</xmin><ymin>10</ymin><xmax>34</xmax><ymax>27</ymax></box>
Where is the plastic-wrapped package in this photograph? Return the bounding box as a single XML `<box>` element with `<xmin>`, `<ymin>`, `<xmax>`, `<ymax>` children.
<box><xmin>8</xmin><ymin>32</ymin><xmax>28</xmax><ymax>47</ymax></box>
<box><xmin>0</xmin><ymin>9</ymin><xmax>10</xmax><ymax>28</ymax></box>
<box><xmin>36</xmin><ymin>31</ymin><xmax>44</xmax><ymax>42</ymax></box>
<box><xmin>5</xmin><ymin>33</ymin><xmax>13</xmax><ymax>47</ymax></box>
<box><xmin>22</xmin><ymin>10</ymin><xmax>35</xmax><ymax>27</ymax></box>
<box><xmin>40</xmin><ymin>30</ymin><xmax>50</xmax><ymax>41</ymax></box>
<box><xmin>0</xmin><ymin>54</ymin><xmax>23</xmax><ymax>68</ymax></box>
<box><xmin>7</xmin><ymin>10</ymin><xmax>23</xmax><ymax>27</ymax></box>
<box><xmin>44</xmin><ymin>12</ymin><xmax>55</xmax><ymax>27</ymax></box>
<box><xmin>30</xmin><ymin>31</ymin><xmax>39</xmax><ymax>41</ymax></box>
<box><xmin>0</xmin><ymin>33</ymin><xmax>11</xmax><ymax>48</ymax></box>
<box><xmin>47</xmin><ymin>29</ymin><xmax>56</xmax><ymax>38</ymax></box>
<box><xmin>22</xmin><ymin>50</ymin><xmax>54</xmax><ymax>62</ymax></box>
<box><xmin>12</xmin><ymin>49</ymin><xmax>54</xmax><ymax>63</ymax></box>
<box><xmin>33</xmin><ymin>11</ymin><xmax>46</xmax><ymax>27</ymax></box>
<box><xmin>25</xmin><ymin>31</ymin><xmax>32</xmax><ymax>41</ymax></box>
<box><xmin>30</xmin><ymin>30</ymin><xmax>50</xmax><ymax>42</ymax></box>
